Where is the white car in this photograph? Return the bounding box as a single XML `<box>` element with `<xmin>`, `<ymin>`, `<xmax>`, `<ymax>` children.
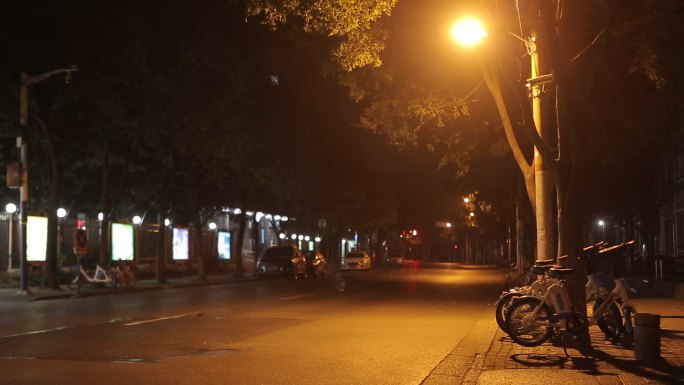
<box><xmin>341</xmin><ymin>251</ymin><xmax>372</xmax><ymax>271</ymax></box>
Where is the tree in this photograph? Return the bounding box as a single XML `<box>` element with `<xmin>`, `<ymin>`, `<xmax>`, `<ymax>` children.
<box><xmin>244</xmin><ymin>0</ymin><xmax>684</xmax><ymax>255</ymax></box>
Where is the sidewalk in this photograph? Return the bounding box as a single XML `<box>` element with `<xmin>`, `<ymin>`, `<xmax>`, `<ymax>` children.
<box><xmin>474</xmin><ymin>284</ymin><xmax>684</xmax><ymax>385</ymax></box>
<box><xmin>0</xmin><ymin>272</ymin><xmax>249</xmax><ymax>302</ymax></box>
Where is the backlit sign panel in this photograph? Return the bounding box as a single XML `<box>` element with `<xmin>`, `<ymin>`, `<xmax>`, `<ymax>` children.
<box><xmin>173</xmin><ymin>228</ymin><xmax>189</xmax><ymax>260</ymax></box>
<box><xmin>27</xmin><ymin>216</ymin><xmax>47</xmax><ymax>262</ymax></box>
<box><xmin>111</xmin><ymin>223</ymin><xmax>134</xmax><ymax>261</ymax></box>
<box><xmin>218</xmin><ymin>231</ymin><xmax>231</xmax><ymax>260</ymax></box>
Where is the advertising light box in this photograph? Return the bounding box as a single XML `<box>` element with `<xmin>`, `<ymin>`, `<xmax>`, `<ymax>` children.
<box><xmin>27</xmin><ymin>216</ymin><xmax>47</xmax><ymax>262</ymax></box>
<box><xmin>217</xmin><ymin>231</ymin><xmax>231</xmax><ymax>260</ymax></box>
<box><xmin>173</xmin><ymin>228</ymin><xmax>189</xmax><ymax>261</ymax></box>
<box><xmin>111</xmin><ymin>223</ymin><xmax>134</xmax><ymax>261</ymax></box>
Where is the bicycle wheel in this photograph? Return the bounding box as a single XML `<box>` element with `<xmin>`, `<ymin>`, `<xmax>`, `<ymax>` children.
<box><xmin>66</xmin><ymin>275</ymin><xmax>81</xmax><ymax>290</ymax></box>
<box><xmin>495</xmin><ymin>292</ymin><xmax>522</xmax><ymax>333</ymax></box>
<box><xmin>594</xmin><ymin>298</ymin><xmax>624</xmax><ymax>339</ymax></box>
<box><xmin>505</xmin><ymin>296</ymin><xmax>553</xmax><ymax>347</ymax></box>
<box><xmin>125</xmin><ymin>269</ymin><xmax>138</xmax><ymax>287</ymax></box>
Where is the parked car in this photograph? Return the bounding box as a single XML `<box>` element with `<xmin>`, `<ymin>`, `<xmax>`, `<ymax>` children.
<box><xmin>256</xmin><ymin>246</ymin><xmax>307</xmax><ymax>279</ymax></box>
<box><xmin>341</xmin><ymin>251</ymin><xmax>371</xmax><ymax>271</ymax></box>
<box><xmin>306</xmin><ymin>250</ymin><xmax>327</xmax><ymax>277</ymax></box>
<box><xmin>387</xmin><ymin>254</ymin><xmax>404</xmax><ymax>267</ymax></box>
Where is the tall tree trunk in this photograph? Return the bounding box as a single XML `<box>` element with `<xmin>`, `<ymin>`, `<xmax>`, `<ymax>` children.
<box><xmin>194</xmin><ymin>210</ymin><xmax>206</xmax><ymax>281</ymax></box>
<box><xmin>155</xmin><ymin>211</ymin><xmax>167</xmax><ymax>283</ymax></box>
<box><xmin>234</xmin><ymin>213</ymin><xmax>246</xmax><ymax>278</ymax></box>
<box><xmin>99</xmin><ymin>149</ymin><xmax>111</xmax><ymax>267</ymax></box>
<box><xmin>36</xmin><ymin>118</ymin><xmax>61</xmax><ymax>289</ymax></box>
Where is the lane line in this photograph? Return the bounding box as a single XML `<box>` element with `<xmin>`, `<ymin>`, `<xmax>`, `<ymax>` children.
<box><xmin>279</xmin><ymin>293</ymin><xmax>315</xmax><ymax>301</ymax></box>
<box><xmin>124</xmin><ymin>311</ymin><xmax>199</xmax><ymax>326</ymax></box>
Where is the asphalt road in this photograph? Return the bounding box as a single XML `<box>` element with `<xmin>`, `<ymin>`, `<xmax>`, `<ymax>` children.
<box><xmin>0</xmin><ymin>266</ymin><xmax>508</xmax><ymax>385</ymax></box>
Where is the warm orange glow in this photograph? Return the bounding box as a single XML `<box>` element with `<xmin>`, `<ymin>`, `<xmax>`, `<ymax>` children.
<box><xmin>450</xmin><ymin>19</ymin><xmax>488</xmax><ymax>46</ymax></box>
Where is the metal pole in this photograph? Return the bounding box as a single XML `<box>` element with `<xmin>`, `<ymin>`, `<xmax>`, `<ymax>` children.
<box><xmin>17</xmin><ymin>137</ymin><xmax>29</xmax><ymax>295</ymax></box>
<box><xmin>16</xmin><ymin>67</ymin><xmax>78</xmax><ymax>296</ymax></box>
<box><xmin>8</xmin><ymin>212</ymin><xmax>13</xmax><ymax>270</ymax></box>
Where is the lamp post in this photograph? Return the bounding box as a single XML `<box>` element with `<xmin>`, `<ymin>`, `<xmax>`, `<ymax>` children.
<box><xmin>132</xmin><ymin>215</ymin><xmax>142</xmax><ymax>261</ymax></box>
<box><xmin>598</xmin><ymin>220</ymin><xmax>605</xmax><ymax>241</ymax></box>
<box><xmin>5</xmin><ymin>203</ymin><xmax>17</xmax><ymax>270</ymax></box>
<box><xmin>16</xmin><ymin>66</ymin><xmax>78</xmax><ymax>295</ymax></box>
<box><xmin>208</xmin><ymin>222</ymin><xmax>217</xmax><ymax>259</ymax></box>
<box><xmin>56</xmin><ymin>208</ymin><xmax>67</xmax><ymax>264</ymax></box>
<box><xmin>451</xmin><ymin>18</ymin><xmax>554</xmax><ymax>263</ymax></box>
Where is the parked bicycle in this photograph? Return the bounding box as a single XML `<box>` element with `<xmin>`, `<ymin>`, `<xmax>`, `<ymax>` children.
<box><xmin>494</xmin><ymin>259</ymin><xmax>559</xmax><ymax>333</ymax></box>
<box><xmin>109</xmin><ymin>262</ymin><xmax>138</xmax><ymax>288</ymax></box>
<box><xmin>583</xmin><ymin>240</ymin><xmax>637</xmax><ymax>341</ymax></box>
<box><xmin>67</xmin><ymin>263</ymin><xmax>115</xmax><ymax>290</ymax></box>
<box><xmin>504</xmin><ymin>241</ymin><xmax>637</xmax><ymax>348</ymax></box>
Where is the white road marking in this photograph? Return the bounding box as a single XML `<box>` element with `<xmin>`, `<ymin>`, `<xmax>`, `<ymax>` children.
<box><xmin>279</xmin><ymin>293</ymin><xmax>315</xmax><ymax>301</ymax></box>
<box><xmin>124</xmin><ymin>311</ymin><xmax>199</xmax><ymax>326</ymax></box>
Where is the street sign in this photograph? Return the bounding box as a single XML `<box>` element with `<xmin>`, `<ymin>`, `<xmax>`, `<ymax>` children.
<box><xmin>6</xmin><ymin>162</ymin><xmax>21</xmax><ymax>188</ymax></box>
<box><xmin>73</xmin><ymin>228</ymin><xmax>88</xmax><ymax>255</ymax></box>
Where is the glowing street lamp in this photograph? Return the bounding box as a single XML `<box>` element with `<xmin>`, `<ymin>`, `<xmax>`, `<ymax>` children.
<box><xmin>56</xmin><ymin>208</ymin><xmax>67</xmax><ymax>263</ymax></box>
<box><xmin>132</xmin><ymin>215</ymin><xmax>142</xmax><ymax>260</ymax></box>
<box><xmin>5</xmin><ymin>203</ymin><xmax>17</xmax><ymax>270</ymax></box>
<box><xmin>450</xmin><ymin>19</ymin><xmax>488</xmax><ymax>46</ymax></box>
<box><xmin>5</xmin><ymin>203</ymin><xmax>17</xmax><ymax>214</ymax></box>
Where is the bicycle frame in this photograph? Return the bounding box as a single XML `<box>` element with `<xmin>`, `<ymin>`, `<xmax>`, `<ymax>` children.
<box><xmin>517</xmin><ymin>271</ymin><xmax>579</xmax><ymax>333</ymax></box>
<box><xmin>587</xmin><ymin>274</ymin><xmax>637</xmax><ymax>333</ymax></box>
<box><xmin>79</xmin><ymin>265</ymin><xmax>112</xmax><ymax>284</ymax></box>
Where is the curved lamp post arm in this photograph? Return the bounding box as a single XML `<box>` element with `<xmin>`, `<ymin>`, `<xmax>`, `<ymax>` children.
<box><xmin>20</xmin><ymin>65</ymin><xmax>79</xmax><ymax>126</ymax></box>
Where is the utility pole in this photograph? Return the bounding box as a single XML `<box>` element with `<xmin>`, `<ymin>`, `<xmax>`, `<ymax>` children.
<box><xmin>16</xmin><ymin>66</ymin><xmax>78</xmax><ymax>295</ymax></box>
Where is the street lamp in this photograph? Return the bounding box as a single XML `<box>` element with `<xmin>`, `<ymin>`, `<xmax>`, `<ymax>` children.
<box><xmin>14</xmin><ymin>66</ymin><xmax>78</xmax><ymax>295</ymax></box>
<box><xmin>57</xmin><ymin>208</ymin><xmax>67</xmax><ymax>265</ymax></box>
<box><xmin>132</xmin><ymin>215</ymin><xmax>142</xmax><ymax>260</ymax></box>
<box><xmin>450</xmin><ymin>19</ymin><xmax>487</xmax><ymax>46</ymax></box>
<box><xmin>5</xmin><ymin>203</ymin><xmax>17</xmax><ymax>270</ymax></box>
<box><xmin>451</xmin><ymin>18</ymin><xmax>554</xmax><ymax>263</ymax></box>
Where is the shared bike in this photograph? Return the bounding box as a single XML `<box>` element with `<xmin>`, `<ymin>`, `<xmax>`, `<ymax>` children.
<box><xmin>503</xmin><ymin>241</ymin><xmax>636</xmax><ymax>347</ymax></box>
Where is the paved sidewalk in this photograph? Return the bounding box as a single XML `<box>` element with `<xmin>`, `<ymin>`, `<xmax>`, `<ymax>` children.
<box><xmin>477</xmin><ymin>297</ymin><xmax>684</xmax><ymax>385</ymax></box>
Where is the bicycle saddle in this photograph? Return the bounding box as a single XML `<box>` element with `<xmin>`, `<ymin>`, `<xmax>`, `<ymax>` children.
<box><xmin>548</xmin><ymin>267</ymin><xmax>574</xmax><ymax>279</ymax></box>
<box><xmin>530</xmin><ymin>264</ymin><xmax>556</xmax><ymax>275</ymax></box>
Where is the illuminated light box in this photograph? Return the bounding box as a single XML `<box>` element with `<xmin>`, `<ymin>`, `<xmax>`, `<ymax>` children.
<box><xmin>111</xmin><ymin>223</ymin><xmax>134</xmax><ymax>261</ymax></box>
<box><xmin>173</xmin><ymin>228</ymin><xmax>189</xmax><ymax>260</ymax></box>
<box><xmin>27</xmin><ymin>216</ymin><xmax>47</xmax><ymax>262</ymax></box>
<box><xmin>217</xmin><ymin>231</ymin><xmax>231</xmax><ymax>260</ymax></box>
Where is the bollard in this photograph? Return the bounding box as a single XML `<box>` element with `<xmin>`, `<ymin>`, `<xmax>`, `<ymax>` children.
<box><xmin>634</xmin><ymin>313</ymin><xmax>661</xmax><ymax>363</ymax></box>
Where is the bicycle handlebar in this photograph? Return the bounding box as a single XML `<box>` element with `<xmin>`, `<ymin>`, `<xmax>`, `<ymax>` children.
<box><xmin>597</xmin><ymin>240</ymin><xmax>635</xmax><ymax>256</ymax></box>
